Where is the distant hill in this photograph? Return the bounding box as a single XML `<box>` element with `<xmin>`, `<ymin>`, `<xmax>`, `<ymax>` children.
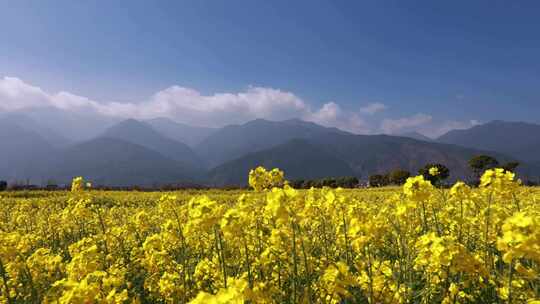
<box><xmin>209</xmin><ymin>131</ymin><xmax>516</xmax><ymax>186</ymax></box>
<box><xmin>45</xmin><ymin>138</ymin><xmax>203</xmax><ymax>187</ymax></box>
<box><xmin>311</xmin><ymin>133</ymin><xmax>507</xmax><ymax>179</ymax></box>
<box><xmin>146</xmin><ymin>117</ymin><xmax>216</xmax><ymax>147</ymax></box>
<box><xmin>16</xmin><ymin>107</ymin><xmax>119</xmax><ymax>141</ymax></box>
<box><xmin>101</xmin><ymin>119</ymin><xmax>202</xmax><ymax>168</ymax></box>
<box><xmin>209</xmin><ymin>139</ymin><xmax>355</xmax><ymax>186</ymax></box>
<box><xmin>196</xmin><ymin>118</ymin><xmax>350</xmax><ymax>168</ymax></box>
<box><xmin>437</xmin><ymin>120</ymin><xmax>540</xmax><ymax>162</ymax></box>
<box><xmin>0</xmin><ymin>120</ymin><xmax>56</xmax><ymax>182</ymax></box>
<box><xmin>0</xmin><ymin>113</ymin><xmax>71</xmax><ymax>147</ymax></box>
<box><xmin>2</xmin><ymin>114</ymin><xmax>539</xmax><ymax>187</ymax></box>
<box><xmin>397</xmin><ymin>131</ymin><xmax>433</xmax><ymax>142</ymax></box>
<box><xmin>0</xmin><ymin>118</ymin><xmax>206</xmax><ymax>186</ymax></box>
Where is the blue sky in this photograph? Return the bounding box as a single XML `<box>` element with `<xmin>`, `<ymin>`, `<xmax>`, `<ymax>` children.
<box><xmin>1</xmin><ymin>1</ymin><xmax>539</xmax><ymax>136</ymax></box>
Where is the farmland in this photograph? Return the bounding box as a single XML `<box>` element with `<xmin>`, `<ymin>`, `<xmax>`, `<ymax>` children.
<box><xmin>0</xmin><ymin>169</ymin><xmax>539</xmax><ymax>303</ymax></box>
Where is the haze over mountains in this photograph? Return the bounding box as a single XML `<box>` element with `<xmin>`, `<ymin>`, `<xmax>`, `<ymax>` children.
<box><xmin>146</xmin><ymin>118</ymin><xmax>216</xmax><ymax>147</ymax></box>
<box><xmin>1</xmin><ymin>108</ymin><xmax>539</xmax><ymax>187</ymax></box>
<box><xmin>46</xmin><ymin>138</ymin><xmax>202</xmax><ymax>187</ymax></box>
<box><xmin>101</xmin><ymin>119</ymin><xmax>201</xmax><ymax>167</ymax></box>
<box><xmin>397</xmin><ymin>131</ymin><xmax>434</xmax><ymax>142</ymax></box>
<box><xmin>195</xmin><ymin>118</ymin><xmax>349</xmax><ymax>168</ymax></box>
<box><xmin>437</xmin><ymin>121</ymin><xmax>540</xmax><ymax>163</ymax></box>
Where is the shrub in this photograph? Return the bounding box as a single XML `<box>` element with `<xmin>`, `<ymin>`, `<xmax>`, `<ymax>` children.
<box><xmin>388</xmin><ymin>170</ymin><xmax>411</xmax><ymax>185</ymax></box>
<box><xmin>469</xmin><ymin>155</ymin><xmax>499</xmax><ymax>179</ymax></box>
<box><xmin>248</xmin><ymin>166</ymin><xmax>285</xmax><ymax>191</ymax></box>
<box><xmin>419</xmin><ymin>163</ymin><xmax>450</xmax><ymax>186</ymax></box>
<box><xmin>0</xmin><ymin>180</ymin><xmax>7</xmax><ymax>191</ymax></box>
<box><xmin>368</xmin><ymin>174</ymin><xmax>390</xmax><ymax>187</ymax></box>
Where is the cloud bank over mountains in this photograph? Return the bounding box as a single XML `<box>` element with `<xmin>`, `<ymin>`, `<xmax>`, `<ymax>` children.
<box><xmin>0</xmin><ymin>76</ymin><xmax>477</xmax><ymax>137</ymax></box>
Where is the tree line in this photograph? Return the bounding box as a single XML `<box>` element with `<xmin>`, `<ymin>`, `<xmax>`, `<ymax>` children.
<box><xmin>368</xmin><ymin>155</ymin><xmax>521</xmax><ymax>187</ymax></box>
<box><xmin>289</xmin><ymin>176</ymin><xmax>359</xmax><ymax>189</ymax></box>
<box><xmin>0</xmin><ymin>155</ymin><xmax>526</xmax><ymax>191</ymax></box>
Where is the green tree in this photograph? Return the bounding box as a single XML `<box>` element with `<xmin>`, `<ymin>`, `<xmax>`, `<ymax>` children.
<box><xmin>321</xmin><ymin>178</ymin><xmax>337</xmax><ymax>188</ymax></box>
<box><xmin>301</xmin><ymin>180</ymin><xmax>313</xmax><ymax>189</ymax></box>
<box><xmin>502</xmin><ymin>161</ymin><xmax>520</xmax><ymax>173</ymax></box>
<box><xmin>0</xmin><ymin>181</ymin><xmax>7</xmax><ymax>191</ymax></box>
<box><xmin>419</xmin><ymin>163</ymin><xmax>450</xmax><ymax>186</ymax></box>
<box><xmin>469</xmin><ymin>155</ymin><xmax>499</xmax><ymax>179</ymax></box>
<box><xmin>388</xmin><ymin>169</ymin><xmax>411</xmax><ymax>185</ymax></box>
<box><xmin>289</xmin><ymin>179</ymin><xmax>304</xmax><ymax>189</ymax></box>
<box><xmin>369</xmin><ymin>174</ymin><xmax>390</xmax><ymax>187</ymax></box>
<box><xmin>336</xmin><ymin>176</ymin><xmax>359</xmax><ymax>188</ymax></box>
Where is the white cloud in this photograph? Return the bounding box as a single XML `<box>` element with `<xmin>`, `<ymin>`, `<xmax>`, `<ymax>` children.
<box><xmin>380</xmin><ymin>113</ymin><xmax>433</xmax><ymax>134</ymax></box>
<box><xmin>0</xmin><ymin>76</ymin><xmax>311</xmax><ymax>127</ymax></box>
<box><xmin>0</xmin><ymin>77</ymin><xmax>103</xmax><ymax>112</ymax></box>
<box><xmin>425</xmin><ymin>119</ymin><xmax>481</xmax><ymax>138</ymax></box>
<box><xmin>358</xmin><ymin>102</ymin><xmax>387</xmax><ymax>115</ymax></box>
<box><xmin>142</xmin><ymin>85</ymin><xmax>309</xmax><ymax>126</ymax></box>
<box><xmin>306</xmin><ymin>102</ymin><xmax>370</xmax><ymax>133</ymax></box>
<box><xmin>379</xmin><ymin>113</ymin><xmax>480</xmax><ymax>138</ymax></box>
<box><xmin>0</xmin><ymin>76</ymin><xmax>480</xmax><ymax>137</ymax></box>
<box><xmin>0</xmin><ymin>77</ymin><xmax>50</xmax><ymax>111</ymax></box>
<box><xmin>0</xmin><ymin>76</ymin><xmax>376</xmax><ymax>132</ymax></box>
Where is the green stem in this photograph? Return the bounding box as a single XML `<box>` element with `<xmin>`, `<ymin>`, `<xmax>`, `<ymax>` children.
<box><xmin>365</xmin><ymin>245</ymin><xmax>374</xmax><ymax>304</ymax></box>
<box><xmin>0</xmin><ymin>258</ymin><xmax>13</xmax><ymax>304</ymax></box>
<box><xmin>214</xmin><ymin>226</ymin><xmax>227</xmax><ymax>288</ymax></box>
<box><xmin>342</xmin><ymin>212</ymin><xmax>351</xmax><ymax>266</ymax></box>
<box><xmin>291</xmin><ymin>221</ymin><xmax>299</xmax><ymax>303</ymax></box>
<box><xmin>421</xmin><ymin>201</ymin><xmax>428</xmax><ymax>232</ymax></box>
<box><xmin>508</xmin><ymin>259</ymin><xmax>514</xmax><ymax>303</ymax></box>
<box><xmin>243</xmin><ymin>238</ymin><xmax>253</xmax><ymax>289</ymax></box>
<box><xmin>299</xmin><ymin>226</ymin><xmax>312</xmax><ymax>304</ymax></box>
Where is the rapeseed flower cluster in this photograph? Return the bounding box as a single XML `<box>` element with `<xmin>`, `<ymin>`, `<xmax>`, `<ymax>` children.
<box><xmin>0</xmin><ymin>168</ymin><xmax>538</xmax><ymax>303</ymax></box>
<box><xmin>248</xmin><ymin>166</ymin><xmax>285</xmax><ymax>191</ymax></box>
<box><xmin>71</xmin><ymin>176</ymin><xmax>92</xmax><ymax>192</ymax></box>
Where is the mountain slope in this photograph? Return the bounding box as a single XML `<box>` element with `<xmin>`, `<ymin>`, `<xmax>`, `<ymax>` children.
<box><xmin>101</xmin><ymin>119</ymin><xmax>202</xmax><ymax>167</ymax></box>
<box><xmin>46</xmin><ymin>138</ymin><xmax>202</xmax><ymax>187</ymax></box>
<box><xmin>0</xmin><ymin>113</ymin><xmax>71</xmax><ymax>147</ymax></box>
<box><xmin>18</xmin><ymin>107</ymin><xmax>120</xmax><ymax>141</ymax></box>
<box><xmin>0</xmin><ymin>120</ymin><xmax>56</xmax><ymax>182</ymax></box>
<box><xmin>311</xmin><ymin>133</ymin><xmax>512</xmax><ymax>179</ymax></box>
<box><xmin>438</xmin><ymin>120</ymin><xmax>540</xmax><ymax>162</ymax></box>
<box><xmin>397</xmin><ymin>131</ymin><xmax>433</xmax><ymax>142</ymax></box>
<box><xmin>146</xmin><ymin>117</ymin><xmax>216</xmax><ymax>147</ymax></box>
<box><xmin>209</xmin><ymin>139</ymin><xmax>355</xmax><ymax>186</ymax></box>
<box><xmin>196</xmin><ymin>118</ymin><xmax>350</xmax><ymax>168</ymax></box>
<box><xmin>210</xmin><ymin>132</ymin><xmax>519</xmax><ymax>186</ymax></box>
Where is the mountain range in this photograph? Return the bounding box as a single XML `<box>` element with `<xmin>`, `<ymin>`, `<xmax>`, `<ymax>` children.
<box><xmin>146</xmin><ymin>117</ymin><xmax>216</xmax><ymax>147</ymax></box>
<box><xmin>397</xmin><ymin>131</ymin><xmax>434</xmax><ymax>142</ymax></box>
<box><xmin>195</xmin><ymin>118</ymin><xmax>349</xmax><ymax>168</ymax></box>
<box><xmin>437</xmin><ymin>120</ymin><xmax>540</xmax><ymax>163</ymax></box>
<box><xmin>211</xmin><ymin>131</ymin><xmax>516</xmax><ymax>186</ymax></box>
<box><xmin>1</xmin><ymin>110</ymin><xmax>539</xmax><ymax>187</ymax></box>
<box><xmin>101</xmin><ymin>119</ymin><xmax>202</xmax><ymax>167</ymax></box>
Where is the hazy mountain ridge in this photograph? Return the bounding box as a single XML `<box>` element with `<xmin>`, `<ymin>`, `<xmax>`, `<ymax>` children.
<box><xmin>397</xmin><ymin>131</ymin><xmax>433</xmax><ymax>142</ymax></box>
<box><xmin>45</xmin><ymin>137</ymin><xmax>203</xmax><ymax>187</ymax></box>
<box><xmin>437</xmin><ymin>120</ymin><xmax>540</xmax><ymax>162</ymax></box>
<box><xmin>209</xmin><ymin>139</ymin><xmax>356</xmax><ymax>186</ymax></box>
<box><xmin>0</xmin><ymin>117</ymin><xmax>204</xmax><ymax>186</ymax></box>
<box><xmin>211</xmin><ymin>132</ymin><xmax>514</xmax><ymax>186</ymax></box>
<box><xmin>1</xmin><ymin>114</ymin><xmax>539</xmax><ymax>187</ymax></box>
<box><xmin>146</xmin><ymin>117</ymin><xmax>216</xmax><ymax>147</ymax></box>
<box><xmin>0</xmin><ymin>112</ymin><xmax>71</xmax><ymax>147</ymax></box>
<box><xmin>195</xmin><ymin>118</ymin><xmax>351</xmax><ymax>168</ymax></box>
<box><xmin>100</xmin><ymin>119</ymin><xmax>202</xmax><ymax>169</ymax></box>
<box><xmin>11</xmin><ymin>107</ymin><xmax>120</xmax><ymax>141</ymax></box>
<box><xmin>0</xmin><ymin>119</ymin><xmax>56</xmax><ymax>182</ymax></box>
